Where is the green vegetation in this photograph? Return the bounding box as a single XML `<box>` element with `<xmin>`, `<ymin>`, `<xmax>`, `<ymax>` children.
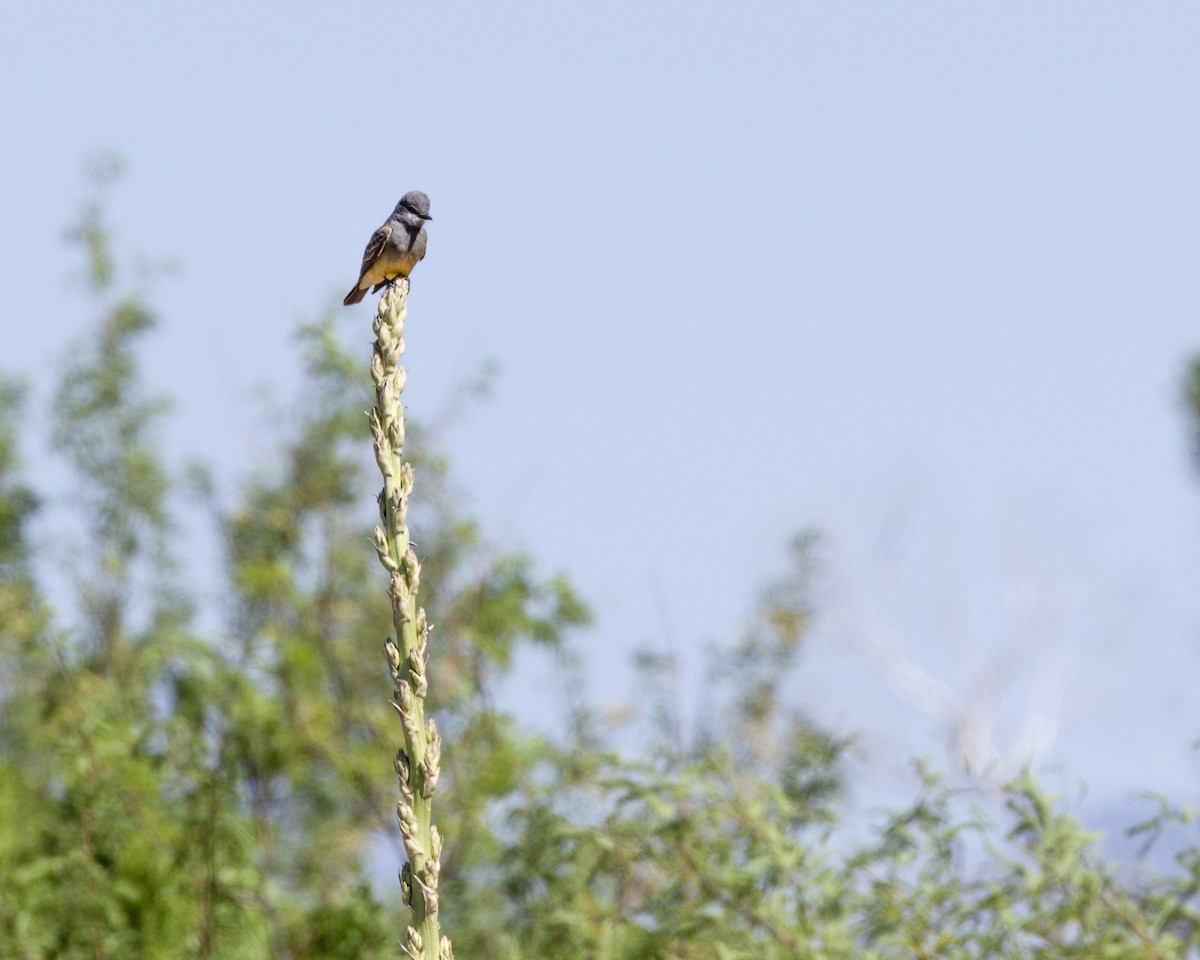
<box><xmin>2</xmin><ymin>170</ymin><xmax>1200</xmax><ymax>959</ymax></box>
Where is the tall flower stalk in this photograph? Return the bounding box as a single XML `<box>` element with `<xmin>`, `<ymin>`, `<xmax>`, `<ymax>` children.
<box><xmin>368</xmin><ymin>279</ymin><xmax>452</xmax><ymax>960</ymax></box>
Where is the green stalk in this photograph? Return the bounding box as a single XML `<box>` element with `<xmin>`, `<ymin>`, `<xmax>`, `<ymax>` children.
<box><xmin>368</xmin><ymin>279</ymin><xmax>452</xmax><ymax>960</ymax></box>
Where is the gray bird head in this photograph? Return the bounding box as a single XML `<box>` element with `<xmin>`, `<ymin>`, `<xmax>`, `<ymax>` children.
<box><xmin>393</xmin><ymin>190</ymin><xmax>432</xmax><ymax>223</ymax></box>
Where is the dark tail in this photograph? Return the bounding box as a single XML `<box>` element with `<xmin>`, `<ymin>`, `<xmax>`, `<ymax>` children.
<box><xmin>343</xmin><ymin>285</ymin><xmax>366</xmax><ymax>306</ymax></box>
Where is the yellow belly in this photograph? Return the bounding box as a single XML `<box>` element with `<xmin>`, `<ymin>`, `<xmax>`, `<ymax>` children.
<box><xmin>364</xmin><ymin>248</ymin><xmax>419</xmax><ymax>287</ymax></box>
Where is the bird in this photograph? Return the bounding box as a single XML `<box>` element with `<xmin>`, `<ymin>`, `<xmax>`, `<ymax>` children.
<box><xmin>344</xmin><ymin>191</ymin><xmax>432</xmax><ymax>305</ymax></box>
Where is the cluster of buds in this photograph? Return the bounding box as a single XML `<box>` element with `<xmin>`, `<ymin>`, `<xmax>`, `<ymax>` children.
<box><xmin>368</xmin><ymin>279</ymin><xmax>451</xmax><ymax>960</ymax></box>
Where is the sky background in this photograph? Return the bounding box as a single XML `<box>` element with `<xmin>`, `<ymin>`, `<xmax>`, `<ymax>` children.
<box><xmin>3</xmin><ymin>3</ymin><xmax>1200</xmax><ymax>815</ymax></box>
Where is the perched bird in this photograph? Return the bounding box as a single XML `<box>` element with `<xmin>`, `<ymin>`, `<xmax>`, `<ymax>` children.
<box><xmin>344</xmin><ymin>191</ymin><xmax>432</xmax><ymax>305</ymax></box>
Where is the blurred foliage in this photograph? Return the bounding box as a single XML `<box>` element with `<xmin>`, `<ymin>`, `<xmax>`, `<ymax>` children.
<box><xmin>2</xmin><ymin>170</ymin><xmax>1200</xmax><ymax>959</ymax></box>
<box><xmin>1184</xmin><ymin>359</ymin><xmax>1200</xmax><ymax>471</ymax></box>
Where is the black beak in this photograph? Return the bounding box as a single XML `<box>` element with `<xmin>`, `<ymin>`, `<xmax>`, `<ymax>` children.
<box><xmin>423</xmin><ymin>214</ymin><xmax>433</xmax><ymax>221</ymax></box>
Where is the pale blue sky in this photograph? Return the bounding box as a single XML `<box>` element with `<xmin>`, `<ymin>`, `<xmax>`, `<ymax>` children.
<box><xmin>4</xmin><ymin>3</ymin><xmax>1200</xmax><ymax>805</ymax></box>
